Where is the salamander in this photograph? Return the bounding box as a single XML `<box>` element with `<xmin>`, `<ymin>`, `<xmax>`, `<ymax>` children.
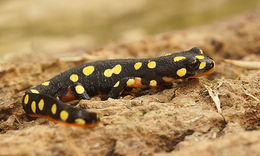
<box><xmin>22</xmin><ymin>47</ymin><xmax>215</xmax><ymax>128</ymax></box>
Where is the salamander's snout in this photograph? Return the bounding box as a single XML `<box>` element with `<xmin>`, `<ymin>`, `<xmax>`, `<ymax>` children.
<box><xmin>178</xmin><ymin>48</ymin><xmax>215</xmax><ymax>78</ymax></box>
<box><xmin>187</xmin><ymin>56</ymin><xmax>215</xmax><ymax>78</ymax></box>
<box><xmin>204</xmin><ymin>57</ymin><xmax>215</xmax><ymax>72</ymax></box>
<box><xmin>209</xmin><ymin>60</ymin><xmax>215</xmax><ymax>69</ymax></box>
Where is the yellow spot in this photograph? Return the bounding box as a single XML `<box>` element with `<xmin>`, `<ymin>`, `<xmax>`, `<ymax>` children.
<box><xmin>75</xmin><ymin>85</ymin><xmax>85</xmax><ymax>94</ymax></box>
<box><xmin>173</xmin><ymin>56</ymin><xmax>186</xmax><ymax>62</ymax></box>
<box><xmin>51</xmin><ymin>104</ymin><xmax>57</xmax><ymax>115</ymax></box>
<box><xmin>30</xmin><ymin>89</ymin><xmax>39</xmax><ymax>94</ymax></box>
<box><xmin>126</xmin><ymin>79</ymin><xmax>135</xmax><ymax>86</ymax></box>
<box><xmin>147</xmin><ymin>61</ymin><xmax>156</xmax><ymax>69</ymax></box>
<box><xmin>38</xmin><ymin>99</ymin><xmax>44</xmax><ymax>111</ymax></box>
<box><xmin>165</xmin><ymin>53</ymin><xmax>172</xmax><ymax>56</ymax></box>
<box><xmin>112</xmin><ymin>64</ymin><xmax>122</xmax><ymax>74</ymax></box>
<box><xmin>149</xmin><ymin>80</ymin><xmax>157</xmax><ymax>87</ymax></box>
<box><xmin>134</xmin><ymin>62</ymin><xmax>142</xmax><ymax>70</ymax></box>
<box><xmin>83</xmin><ymin>66</ymin><xmax>95</xmax><ymax>76</ymax></box>
<box><xmin>195</xmin><ymin>55</ymin><xmax>205</xmax><ymax>59</ymax></box>
<box><xmin>75</xmin><ymin>118</ymin><xmax>86</xmax><ymax>125</ymax></box>
<box><xmin>114</xmin><ymin>81</ymin><xmax>120</xmax><ymax>87</ymax></box>
<box><xmin>60</xmin><ymin>110</ymin><xmax>69</xmax><ymax>121</ymax></box>
<box><xmin>24</xmin><ymin>94</ymin><xmax>29</xmax><ymax>104</ymax></box>
<box><xmin>56</xmin><ymin>96</ymin><xmax>59</xmax><ymax>100</ymax></box>
<box><xmin>199</xmin><ymin>62</ymin><xmax>206</xmax><ymax>69</ymax></box>
<box><xmin>104</xmin><ymin>69</ymin><xmax>113</xmax><ymax>77</ymax></box>
<box><xmin>31</xmin><ymin>101</ymin><xmax>36</xmax><ymax>113</ymax></box>
<box><xmin>70</xmin><ymin>74</ymin><xmax>78</xmax><ymax>82</ymax></box>
<box><xmin>177</xmin><ymin>68</ymin><xmax>187</xmax><ymax>77</ymax></box>
<box><xmin>42</xmin><ymin>81</ymin><xmax>50</xmax><ymax>86</ymax></box>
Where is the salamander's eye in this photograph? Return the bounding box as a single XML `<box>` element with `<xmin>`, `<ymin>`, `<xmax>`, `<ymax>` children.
<box><xmin>186</xmin><ymin>57</ymin><xmax>200</xmax><ymax>71</ymax></box>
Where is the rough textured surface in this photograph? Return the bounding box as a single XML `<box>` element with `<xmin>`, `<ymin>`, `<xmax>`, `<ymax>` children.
<box><xmin>0</xmin><ymin>10</ymin><xmax>260</xmax><ymax>156</ymax></box>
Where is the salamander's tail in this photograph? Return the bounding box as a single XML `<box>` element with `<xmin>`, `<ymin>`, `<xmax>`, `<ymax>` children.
<box><xmin>22</xmin><ymin>92</ymin><xmax>100</xmax><ymax>128</ymax></box>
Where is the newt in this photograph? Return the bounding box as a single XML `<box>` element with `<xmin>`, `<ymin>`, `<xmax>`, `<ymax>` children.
<box><xmin>22</xmin><ymin>47</ymin><xmax>215</xmax><ymax>127</ymax></box>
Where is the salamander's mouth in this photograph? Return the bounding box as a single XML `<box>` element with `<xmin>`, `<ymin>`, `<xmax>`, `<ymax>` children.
<box><xmin>189</xmin><ymin>61</ymin><xmax>215</xmax><ymax>78</ymax></box>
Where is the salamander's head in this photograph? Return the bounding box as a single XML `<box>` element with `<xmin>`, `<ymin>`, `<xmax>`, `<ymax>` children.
<box><xmin>163</xmin><ymin>47</ymin><xmax>215</xmax><ymax>80</ymax></box>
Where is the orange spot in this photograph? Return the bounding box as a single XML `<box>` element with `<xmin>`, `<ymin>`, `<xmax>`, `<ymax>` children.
<box><xmin>127</xmin><ymin>77</ymin><xmax>146</xmax><ymax>88</ymax></box>
<box><xmin>28</xmin><ymin>114</ymin><xmax>99</xmax><ymax>128</ymax></box>
<box><xmin>122</xmin><ymin>88</ymin><xmax>142</xmax><ymax>95</ymax></box>
<box><xmin>60</xmin><ymin>86</ymin><xmax>76</xmax><ymax>102</ymax></box>
<box><xmin>162</xmin><ymin>76</ymin><xmax>176</xmax><ymax>82</ymax></box>
<box><xmin>150</xmin><ymin>85</ymin><xmax>159</xmax><ymax>89</ymax></box>
<box><xmin>90</xmin><ymin>97</ymin><xmax>101</xmax><ymax>101</ymax></box>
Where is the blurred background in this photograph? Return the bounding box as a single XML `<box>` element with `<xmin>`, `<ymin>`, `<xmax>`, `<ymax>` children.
<box><xmin>0</xmin><ymin>0</ymin><xmax>260</xmax><ymax>58</ymax></box>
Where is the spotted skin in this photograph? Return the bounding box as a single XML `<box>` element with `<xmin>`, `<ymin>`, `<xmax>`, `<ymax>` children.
<box><xmin>22</xmin><ymin>47</ymin><xmax>215</xmax><ymax>127</ymax></box>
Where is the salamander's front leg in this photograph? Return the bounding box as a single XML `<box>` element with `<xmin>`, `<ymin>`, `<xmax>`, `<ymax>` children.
<box><xmin>108</xmin><ymin>76</ymin><xmax>164</xmax><ymax>99</ymax></box>
<box><xmin>108</xmin><ymin>77</ymin><xmax>135</xmax><ymax>99</ymax></box>
<box><xmin>72</xmin><ymin>82</ymin><xmax>90</xmax><ymax>100</ymax></box>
